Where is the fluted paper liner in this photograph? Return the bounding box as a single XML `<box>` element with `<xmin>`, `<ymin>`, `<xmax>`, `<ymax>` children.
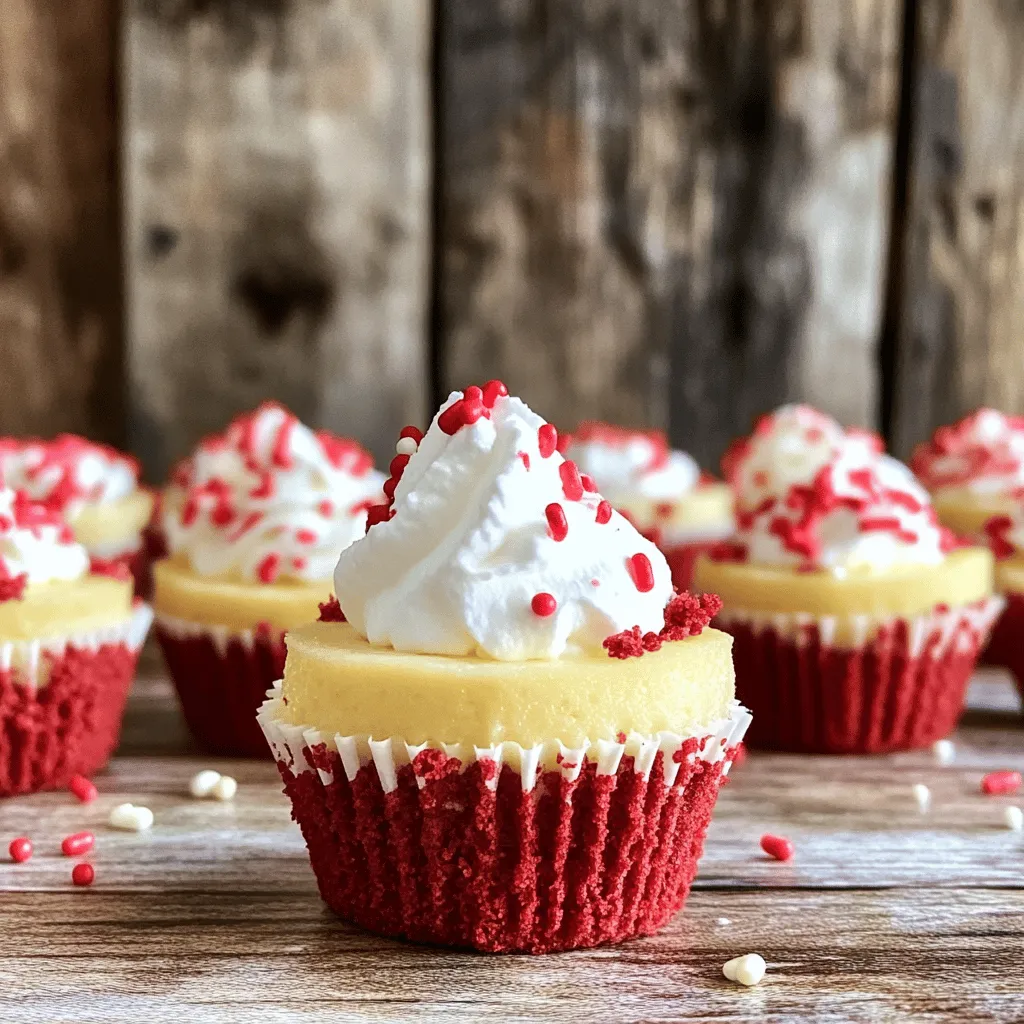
<box><xmin>156</xmin><ymin>612</ymin><xmax>285</xmax><ymax>758</ymax></box>
<box><xmin>716</xmin><ymin>597</ymin><xmax>1003</xmax><ymax>753</ymax></box>
<box><xmin>259</xmin><ymin>684</ymin><xmax>750</xmax><ymax>953</ymax></box>
<box><xmin>0</xmin><ymin>602</ymin><xmax>153</xmax><ymax>796</ymax></box>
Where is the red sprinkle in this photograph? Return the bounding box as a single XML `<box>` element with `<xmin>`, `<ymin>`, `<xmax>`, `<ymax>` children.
<box><xmin>517</xmin><ymin>451</ymin><xmax>531</xmax><ymax>470</ymax></box>
<box><xmin>69</xmin><ymin>775</ymin><xmax>98</xmax><ymax>803</ymax></box>
<box><xmin>981</xmin><ymin>770</ymin><xmax>1021</xmax><ymax>795</ymax></box>
<box><xmin>581</xmin><ymin>474</ymin><xmax>597</xmax><ymax>492</ymax></box>
<box><xmin>559</xmin><ymin>460</ymin><xmax>584</xmax><ymax>501</ymax></box>
<box><xmin>72</xmin><ymin>862</ymin><xmax>95</xmax><ymax>887</ymax></box>
<box><xmin>318</xmin><ymin>500</ymin><xmax>335</xmax><ymax>517</ymax></box>
<box><xmin>399</xmin><ymin>425</ymin><xmax>424</xmax><ymax>443</ymax></box>
<box><xmin>8</xmin><ymin>837</ymin><xmax>32</xmax><ymax>863</ymax></box>
<box><xmin>389</xmin><ymin>454</ymin><xmax>410</xmax><ymax>478</ymax></box>
<box><xmin>545</xmin><ymin>503</ymin><xmax>568</xmax><ymax>542</ymax></box>
<box><xmin>317</xmin><ymin>595</ymin><xmax>347</xmax><ymax>622</ymax></box>
<box><xmin>61</xmin><ymin>832</ymin><xmax>95</xmax><ymax>857</ymax></box>
<box><xmin>295</xmin><ymin>528</ymin><xmax>317</xmax><ymax>545</ymax></box>
<box><xmin>531</xmin><ymin>592</ymin><xmax>557</xmax><ymax>617</ymax></box>
<box><xmin>256</xmin><ymin>553</ymin><xmax>281</xmax><ymax>584</ymax></box>
<box><xmin>760</xmin><ymin>834</ymin><xmax>794</xmax><ymax>861</ymax></box>
<box><xmin>438</xmin><ymin>386</ymin><xmax>489</xmax><ymax>435</ymax></box>
<box><xmin>482</xmin><ymin>379</ymin><xmax>508</xmax><ymax>407</ymax></box>
<box><xmin>628</xmin><ymin>552</ymin><xmax>655</xmax><ymax>593</ymax></box>
<box><xmin>538</xmin><ymin>424</ymin><xmax>558</xmax><ymax>458</ymax></box>
<box><xmin>595</xmin><ymin>500</ymin><xmax>612</xmax><ymax>524</ymax></box>
<box><xmin>365</xmin><ymin>504</ymin><xmax>393</xmax><ymax>532</ymax></box>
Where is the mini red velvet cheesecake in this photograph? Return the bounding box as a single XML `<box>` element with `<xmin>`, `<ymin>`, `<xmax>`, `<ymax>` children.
<box><xmin>562</xmin><ymin>422</ymin><xmax>734</xmax><ymax>590</ymax></box>
<box><xmin>259</xmin><ymin>384</ymin><xmax>749</xmax><ymax>953</ymax></box>
<box><xmin>694</xmin><ymin>405</ymin><xmax>999</xmax><ymax>754</ymax></box>
<box><xmin>152</xmin><ymin>403</ymin><xmax>384</xmax><ymax>757</ymax></box>
<box><xmin>0</xmin><ymin>487</ymin><xmax>151</xmax><ymax>796</ymax></box>
<box><xmin>0</xmin><ymin>435</ymin><xmax>154</xmax><ymax>595</ymax></box>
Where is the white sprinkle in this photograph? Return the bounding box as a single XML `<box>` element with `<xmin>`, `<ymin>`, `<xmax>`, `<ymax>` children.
<box><xmin>723</xmin><ymin>953</ymin><xmax>767</xmax><ymax>986</ymax></box>
<box><xmin>715</xmin><ymin>917</ymin><xmax>731</xmax><ymax>926</ymax></box>
<box><xmin>932</xmin><ymin>739</ymin><xmax>955</xmax><ymax>765</ymax></box>
<box><xmin>913</xmin><ymin>783</ymin><xmax>931</xmax><ymax>813</ymax></box>
<box><xmin>189</xmin><ymin>770</ymin><xmax>222</xmax><ymax>798</ymax></box>
<box><xmin>212</xmin><ymin>775</ymin><xmax>237</xmax><ymax>801</ymax></box>
<box><xmin>109</xmin><ymin>803</ymin><xmax>154</xmax><ymax>832</ymax></box>
<box><xmin>1005</xmin><ymin>806</ymin><xmax>1023</xmax><ymax>831</ymax></box>
<box><xmin>395</xmin><ymin>437</ymin><xmax>418</xmax><ymax>456</ymax></box>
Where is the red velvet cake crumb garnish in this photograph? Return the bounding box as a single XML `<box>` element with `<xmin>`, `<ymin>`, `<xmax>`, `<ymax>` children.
<box><xmin>531</xmin><ymin>592</ymin><xmax>557</xmax><ymax>617</ymax></box>
<box><xmin>88</xmin><ymin>557</ymin><xmax>132</xmax><ymax>583</ymax></box>
<box><xmin>545</xmin><ymin>502</ymin><xmax>568</xmax><ymax>541</ymax></box>
<box><xmin>603</xmin><ymin>591</ymin><xmax>723</xmax><ymax>658</ymax></box>
<box><xmin>317</xmin><ymin>596</ymin><xmax>347</xmax><ymax>622</ymax></box>
<box><xmin>537</xmin><ymin>423</ymin><xmax>558</xmax><ymax>458</ymax></box>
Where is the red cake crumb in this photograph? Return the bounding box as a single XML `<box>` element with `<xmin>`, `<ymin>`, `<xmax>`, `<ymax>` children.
<box><xmin>317</xmin><ymin>596</ymin><xmax>347</xmax><ymax>622</ymax></box>
<box><xmin>603</xmin><ymin>592</ymin><xmax>723</xmax><ymax>658</ymax></box>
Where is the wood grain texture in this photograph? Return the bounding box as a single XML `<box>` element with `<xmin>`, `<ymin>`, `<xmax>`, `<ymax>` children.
<box><xmin>124</xmin><ymin>0</ymin><xmax>430</xmax><ymax>479</ymax></box>
<box><xmin>0</xmin><ymin>0</ymin><xmax>124</xmax><ymax>444</ymax></box>
<box><xmin>0</xmin><ymin>665</ymin><xmax>1022</xmax><ymax>1022</ymax></box>
<box><xmin>437</xmin><ymin>0</ymin><xmax>901</xmax><ymax>466</ymax></box>
<box><xmin>891</xmin><ymin>0</ymin><xmax>1024</xmax><ymax>458</ymax></box>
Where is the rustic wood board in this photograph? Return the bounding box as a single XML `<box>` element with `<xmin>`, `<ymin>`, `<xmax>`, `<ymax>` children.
<box><xmin>891</xmin><ymin>0</ymin><xmax>1024</xmax><ymax>458</ymax></box>
<box><xmin>0</xmin><ymin>0</ymin><xmax>124</xmax><ymax>445</ymax></box>
<box><xmin>124</xmin><ymin>0</ymin><xmax>431</xmax><ymax>478</ymax></box>
<box><xmin>437</xmin><ymin>0</ymin><xmax>902</xmax><ymax>466</ymax></box>
<box><xmin>1</xmin><ymin>665</ymin><xmax>1022</xmax><ymax>1022</ymax></box>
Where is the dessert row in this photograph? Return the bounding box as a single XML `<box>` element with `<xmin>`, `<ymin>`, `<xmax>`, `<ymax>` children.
<box><xmin>0</xmin><ymin>390</ymin><xmax>1019</xmax><ymax>953</ymax></box>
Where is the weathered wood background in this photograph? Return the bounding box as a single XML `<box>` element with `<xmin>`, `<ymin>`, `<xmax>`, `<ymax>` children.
<box><xmin>1</xmin><ymin>0</ymin><xmax>1023</xmax><ymax>472</ymax></box>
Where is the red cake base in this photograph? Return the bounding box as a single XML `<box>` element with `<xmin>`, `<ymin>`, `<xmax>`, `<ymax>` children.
<box><xmin>720</xmin><ymin>606</ymin><xmax>992</xmax><ymax>753</ymax></box>
<box><xmin>275</xmin><ymin>740</ymin><xmax>730</xmax><ymax>953</ymax></box>
<box><xmin>156</xmin><ymin>624</ymin><xmax>285</xmax><ymax>758</ymax></box>
<box><xmin>985</xmin><ymin>592</ymin><xmax>1024</xmax><ymax>705</ymax></box>
<box><xmin>0</xmin><ymin>643</ymin><xmax>140</xmax><ymax>797</ymax></box>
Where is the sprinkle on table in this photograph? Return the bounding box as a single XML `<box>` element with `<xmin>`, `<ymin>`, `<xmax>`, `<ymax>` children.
<box><xmin>760</xmin><ymin>834</ymin><xmax>794</xmax><ymax>861</ymax></box>
<box><xmin>8</xmin><ymin>837</ymin><xmax>32</xmax><ymax>863</ymax></box>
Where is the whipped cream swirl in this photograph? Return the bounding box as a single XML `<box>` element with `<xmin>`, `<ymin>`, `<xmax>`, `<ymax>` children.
<box><xmin>563</xmin><ymin>423</ymin><xmax>701</xmax><ymax>505</ymax></box>
<box><xmin>333</xmin><ymin>389</ymin><xmax>674</xmax><ymax>660</ymax></box>
<box><xmin>0</xmin><ymin>436</ymin><xmax>139</xmax><ymax>516</ymax></box>
<box><xmin>912</xmin><ymin>409</ymin><xmax>1024</xmax><ymax>497</ymax></box>
<box><xmin>727</xmin><ymin>405</ymin><xmax>947</xmax><ymax>573</ymax></box>
<box><xmin>0</xmin><ymin>487</ymin><xmax>90</xmax><ymax>589</ymax></box>
<box><xmin>164</xmin><ymin>403</ymin><xmax>384</xmax><ymax>583</ymax></box>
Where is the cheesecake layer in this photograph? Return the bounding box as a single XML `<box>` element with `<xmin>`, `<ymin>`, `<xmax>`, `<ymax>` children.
<box><xmin>72</xmin><ymin>490</ymin><xmax>155</xmax><ymax>550</ymax></box>
<box><xmin>693</xmin><ymin>546</ymin><xmax>993</xmax><ymax>619</ymax></box>
<box><xmin>0</xmin><ymin>576</ymin><xmax>133</xmax><ymax>641</ymax></box>
<box><xmin>933</xmin><ymin>492</ymin><xmax>1017</xmax><ymax>540</ymax></box>
<box><xmin>621</xmin><ymin>482</ymin><xmax>734</xmax><ymax>533</ymax></box>
<box><xmin>153</xmin><ymin>557</ymin><xmax>331</xmax><ymax>632</ymax></box>
<box><xmin>280</xmin><ymin>621</ymin><xmax>735</xmax><ymax>748</ymax></box>
<box><xmin>996</xmin><ymin>556</ymin><xmax>1024</xmax><ymax>595</ymax></box>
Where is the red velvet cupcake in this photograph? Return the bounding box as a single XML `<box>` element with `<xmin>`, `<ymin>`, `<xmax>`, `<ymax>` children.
<box><xmin>694</xmin><ymin>405</ymin><xmax>999</xmax><ymax>754</ymax></box>
<box><xmin>984</xmin><ymin>511</ymin><xmax>1024</xmax><ymax>704</ymax></box>
<box><xmin>260</xmin><ymin>385</ymin><xmax>749</xmax><ymax>952</ymax></box>
<box><xmin>562</xmin><ymin>423</ymin><xmax>734</xmax><ymax>590</ymax></box>
<box><xmin>0</xmin><ymin>487</ymin><xmax>151</xmax><ymax>796</ymax></box>
<box><xmin>152</xmin><ymin>404</ymin><xmax>384</xmax><ymax>757</ymax></box>
<box><xmin>0</xmin><ymin>435</ymin><xmax>154</xmax><ymax>596</ymax></box>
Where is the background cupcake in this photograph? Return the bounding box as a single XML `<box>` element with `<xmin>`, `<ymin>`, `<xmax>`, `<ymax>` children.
<box><xmin>563</xmin><ymin>422</ymin><xmax>734</xmax><ymax>590</ymax></box>
<box><xmin>0</xmin><ymin>435</ymin><xmax>154</xmax><ymax>595</ymax></box>
<box><xmin>694</xmin><ymin>405</ymin><xmax>1000</xmax><ymax>754</ymax></box>
<box><xmin>982</xmin><ymin>508</ymin><xmax>1024</xmax><ymax>702</ymax></box>
<box><xmin>153</xmin><ymin>402</ymin><xmax>384</xmax><ymax>757</ymax></box>
<box><xmin>260</xmin><ymin>384</ymin><xmax>749</xmax><ymax>953</ymax></box>
<box><xmin>0</xmin><ymin>487</ymin><xmax>151</xmax><ymax>796</ymax></box>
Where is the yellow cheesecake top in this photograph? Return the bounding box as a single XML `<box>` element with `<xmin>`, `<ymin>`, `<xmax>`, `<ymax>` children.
<box><xmin>153</xmin><ymin>556</ymin><xmax>332</xmax><ymax>631</ymax></box>
<box><xmin>996</xmin><ymin>556</ymin><xmax>1024</xmax><ymax>594</ymax></box>
<box><xmin>72</xmin><ymin>489</ymin><xmax>154</xmax><ymax>551</ymax></box>
<box><xmin>279</xmin><ymin>621</ymin><xmax>735</xmax><ymax>748</ymax></box>
<box><xmin>0</xmin><ymin>577</ymin><xmax>134</xmax><ymax>641</ymax></box>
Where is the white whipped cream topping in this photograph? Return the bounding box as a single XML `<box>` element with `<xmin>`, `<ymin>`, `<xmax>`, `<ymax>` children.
<box><xmin>565</xmin><ymin>427</ymin><xmax>700</xmax><ymax>505</ymax></box>
<box><xmin>164</xmin><ymin>403</ymin><xmax>384</xmax><ymax>583</ymax></box>
<box><xmin>0</xmin><ymin>436</ymin><xmax>138</xmax><ymax>516</ymax></box>
<box><xmin>0</xmin><ymin>488</ymin><xmax>90</xmax><ymax>585</ymax></box>
<box><xmin>333</xmin><ymin>392</ymin><xmax>674</xmax><ymax>660</ymax></box>
<box><xmin>912</xmin><ymin>408</ymin><xmax>1024</xmax><ymax>497</ymax></box>
<box><xmin>732</xmin><ymin>405</ymin><xmax>945</xmax><ymax>572</ymax></box>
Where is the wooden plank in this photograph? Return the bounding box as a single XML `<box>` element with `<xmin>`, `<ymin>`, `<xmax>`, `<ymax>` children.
<box><xmin>1</xmin><ymin>669</ymin><xmax>1023</xmax><ymax>1021</ymax></box>
<box><xmin>891</xmin><ymin>0</ymin><xmax>1024</xmax><ymax>458</ymax></box>
<box><xmin>124</xmin><ymin>0</ymin><xmax>431</xmax><ymax>479</ymax></box>
<box><xmin>0</xmin><ymin>0</ymin><xmax>123</xmax><ymax>444</ymax></box>
<box><xmin>437</xmin><ymin>1</ymin><xmax>902</xmax><ymax>466</ymax></box>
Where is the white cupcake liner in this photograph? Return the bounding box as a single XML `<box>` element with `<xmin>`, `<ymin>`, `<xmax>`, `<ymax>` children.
<box><xmin>154</xmin><ymin>611</ymin><xmax>283</xmax><ymax>655</ymax></box>
<box><xmin>257</xmin><ymin>682</ymin><xmax>752</xmax><ymax>795</ymax></box>
<box><xmin>1</xmin><ymin>601</ymin><xmax>153</xmax><ymax>691</ymax></box>
<box><xmin>716</xmin><ymin>596</ymin><xmax>1004</xmax><ymax>657</ymax></box>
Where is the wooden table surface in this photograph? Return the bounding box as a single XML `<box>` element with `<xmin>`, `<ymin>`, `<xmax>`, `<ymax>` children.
<box><xmin>2</xmin><ymin>649</ymin><xmax>1023</xmax><ymax>1024</ymax></box>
